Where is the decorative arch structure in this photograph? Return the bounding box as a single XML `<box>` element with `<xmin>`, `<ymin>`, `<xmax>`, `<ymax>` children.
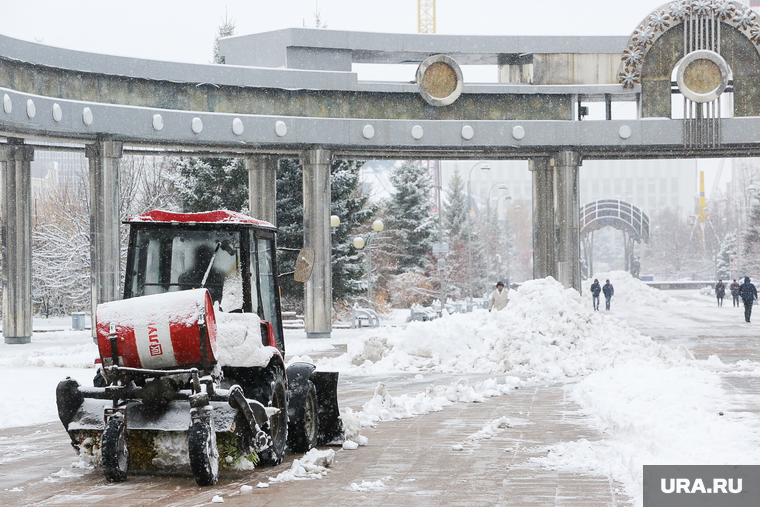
<box><xmin>618</xmin><ymin>0</ymin><xmax>760</xmax><ymax>147</ymax></box>
<box><xmin>6</xmin><ymin>5</ymin><xmax>760</xmax><ymax>342</ymax></box>
<box><xmin>580</xmin><ymin>200</ymin><xmax>650</xmax><ymax>278</ymax></box>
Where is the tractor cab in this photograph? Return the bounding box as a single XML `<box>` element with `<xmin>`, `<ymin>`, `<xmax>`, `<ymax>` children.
<box><xmin>124</xmin><ymin>210</ymin><xmax>289</xmax><ymax>353</ymax></box>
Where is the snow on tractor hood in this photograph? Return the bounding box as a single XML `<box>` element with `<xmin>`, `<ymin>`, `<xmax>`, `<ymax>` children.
<box><xmin>96</xmin><ymin>289</ymin><xmax>273</xmax><ymax>370</ymax></box>
<box><xmin>215</xmin><ymin>312</ymin><xmax>276</xmax><ymax>368</ymax></box>
<box><xmin>127</xmin><ymin>209</ymin><xmax>274</xmax><ymax>229</ymax></box>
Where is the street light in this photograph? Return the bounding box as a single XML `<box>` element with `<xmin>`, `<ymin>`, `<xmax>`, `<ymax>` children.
<box><xmin>486</xmin><ymin>183</ymin><xmax>509</xmax><ymax>223</ymax></box>
<box><xmin>353</xmin><ymin>219</ymin><xmax>384</xmax><ymax>308</ymax></box>
<box><xmin>499</xmin><ymin>195</ymin><xmax>513</xmax><ymax>286</ymax></box>
<box><xmin>467</xmin><ymin>162</ymin><xmax>490</xmax><ymax>303</ymax></box>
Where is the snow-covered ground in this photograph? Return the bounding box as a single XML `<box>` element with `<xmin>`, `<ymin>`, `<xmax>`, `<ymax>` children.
<box><xmin>3</xmin><ymin>273</ymin><xmax>760</xmax><ymax>506</ymax></box>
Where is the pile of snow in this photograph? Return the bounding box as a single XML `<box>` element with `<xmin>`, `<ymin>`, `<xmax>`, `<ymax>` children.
<box><xmin>534</xmin><ymin>358</ymin><xmax>760</xmax><ymax>506</ymax></box>
<box><xmin>348</xmin><ymin>477</ymin><xmax>390</xmax><ymax>492</ymax></box>
<box><xmin>319</xmin><ymin>277</ymin><xmax>687</xmax><ymax>380</ymax></box>
<box><xmin>586</xmin><ymin>271</ymin><xmax>686</xmax><ymax>307</ymax></box>
<box><xmin>267</xmin><ymin>448</ymin><xmax>335</xmax><ymax>483</ymax></box>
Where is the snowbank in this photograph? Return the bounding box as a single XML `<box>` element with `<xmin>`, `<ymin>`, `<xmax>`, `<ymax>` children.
<box><xmin>534</xmin><ymin>358</ymin><xmax>760</xmax><ymax>506</ymax></box>
<box><xmin>586</xmin><ymin>270</ymin><xmax>687</xmax><ymax>307</ymax></box>
<box><xmin>319</xmin><ymin>277</ymin><xmax>685</xmax><ymax>380</ymax></box>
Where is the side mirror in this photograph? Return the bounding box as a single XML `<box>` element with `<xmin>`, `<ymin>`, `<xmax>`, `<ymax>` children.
<box><xmin>294</xmin><ymin>248</ymin><xmax>315</xmax><ymax>283</ymax></box>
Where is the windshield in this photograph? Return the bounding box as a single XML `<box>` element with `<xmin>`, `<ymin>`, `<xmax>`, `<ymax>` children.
<box><xmin>125</xmin><ymin>226</ymin><xmax>244</xmax><ymax>312</ymax></box>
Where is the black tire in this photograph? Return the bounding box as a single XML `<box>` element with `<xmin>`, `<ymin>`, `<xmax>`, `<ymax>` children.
<box><xmin>259</xmin><ymin>367</ymin><xmax>288</xmax><ymax>466</ymax></box>
<box><xmin>101</xmin><ymin>415</ymin><xmax>128</xmax><ymax>482</ymax></box>
<box><xmin>188</xmin><ymin>419</ymin><xmax>219</xmax><ymax>486</ymax></box>
<box><xmin>287</xmin><ymin>380</ymin><xmax>319</xmax><ymax>453</ymax></box>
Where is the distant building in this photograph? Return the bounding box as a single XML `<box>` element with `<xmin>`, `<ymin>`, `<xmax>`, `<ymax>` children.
<box><xmin>439</xmin><ymin>159</ymin><xmax>698</xmax><ymax>221</ymax></box>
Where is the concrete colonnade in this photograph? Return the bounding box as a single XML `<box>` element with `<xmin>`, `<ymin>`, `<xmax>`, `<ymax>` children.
<box><xmin>0</xmin><ymin>139</ymin><xmax>34</xmax><ymax>343</ymax></box>
<box><xmin>247</xmin><ymin>150</ymin><xmax>334</xmax><ymax>339</ymax></box>
<box><xmin>530</xmin><ymin>151</ymin><xmax>582</xmax><ymax>291</ymax></box>
<box><xmin>87</xmin><ymin>140</ymin><xmax>123</xmax><ymax>339</ymax></box>
<box><xmin>1</xmin><ymin>145</ymin><xmax>582</xmax><ymax>345</ymax></box>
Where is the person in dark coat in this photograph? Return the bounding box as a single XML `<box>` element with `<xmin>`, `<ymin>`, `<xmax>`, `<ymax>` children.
<box><xmin>602</xmin><ymin>279</ymin><xmax>614</xmax><ymax>311</ymax></box>
<box><xmin>715</xmin><ymin>279</ymin><xmax>726</xmax><ymax>307</ymax></box>
<box><xmin>730</xmin><ymin>279</ymin><xmax>741</xmax><ymax>307</ymax></box>
<box><xmin>739</xmin><ymin>277</ymin><xmax>758</xmax><ymax>323</ymax></box>
<box><xmin>590</xmin><ymin>279</ymin><xmax>601</xmax><ymax>311</ymax></box>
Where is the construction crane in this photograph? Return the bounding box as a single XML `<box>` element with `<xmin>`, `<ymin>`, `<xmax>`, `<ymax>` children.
<box><xmin>418</xmin><ymin>0</ymin><xmax>435</xmax><ymax>34</ymax></box>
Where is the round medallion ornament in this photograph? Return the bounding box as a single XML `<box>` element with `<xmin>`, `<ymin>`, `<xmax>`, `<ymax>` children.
<box><xmin>675</xmin><ymin>50</ymin><xmax>730</xmax><ymax>103</ymax></box>
<box><xmin>416</xmin><ymin>55</ymin><xmax>463</xmax><ymax>107</ymax></box>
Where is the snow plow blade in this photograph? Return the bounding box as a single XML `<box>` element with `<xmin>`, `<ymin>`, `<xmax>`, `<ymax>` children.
<box><xmin>55</xmin><ymin>376</ymin><xmax>271</xmax><ymax>473</ymax></box>
<box><xmin>309</xmin><ymin>371</ymin><xmax>343</xmax><ymax>445</ymax></box>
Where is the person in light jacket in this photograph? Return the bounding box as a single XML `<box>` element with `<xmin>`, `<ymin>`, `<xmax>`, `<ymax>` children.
<box><xmin>489</xmin><ymin>281</ymin><xmax>509</xmax><ymax>312</ymax></box>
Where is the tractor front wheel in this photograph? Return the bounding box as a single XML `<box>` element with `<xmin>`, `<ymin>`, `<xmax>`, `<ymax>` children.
<box><xmin>259</xmin><ymin>367</ymin><xmax>287</xmax><ymax>465</ymax></box>
<box><xmin>188</xmin><ymin>419</ymin><xmax>219</xmax><ymax>486</ymax></box>
<box><xmin>287</xmin><ymin>380</ymin><xmax>319</xmax><ymax>453</ymax></box>
<box><xmin>101</xmin><ymin>415</ymin><xmax>129</xmax><ymax>482</ymax></box>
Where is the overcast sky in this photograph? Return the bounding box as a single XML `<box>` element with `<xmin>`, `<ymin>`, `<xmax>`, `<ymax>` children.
<box><xmin>0</xmin><ymin>0</ymin><xmax>692</xmax><ymax>64</ymax></box>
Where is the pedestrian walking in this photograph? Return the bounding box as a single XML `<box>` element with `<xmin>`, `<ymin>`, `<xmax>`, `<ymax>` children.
<box><xmin>731</xmin><ymin>279</ymin><xmax>741</xmax><ymax>307</ymax></box>
<box><xmin>715</xmin><ymin>279</ymin><xmax>726</xmax><ymax>307</ymax></box>
<box><xmin>489</xmin><ymin>281</ymin><xmax>509</xmax><ymax>312</ymax></box>
<box><xmin>739</xmin><ymin>277</ymin><xmax>758</xmax><ymax>323</ymax></box>
<box><xmin>590</xmin><ymin>279</ymin><xmax>601</xmax><ymax>311</ymax></box>
<box><xmin>602</xmin><ymin>279</ymin><xmax>614</xmax><ymax>311</ymax></box>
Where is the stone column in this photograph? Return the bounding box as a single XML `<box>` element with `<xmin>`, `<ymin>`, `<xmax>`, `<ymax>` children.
<box><xmin>554</xmin><ymin>151</ymin><xmax>582</xmax><ymax>291</ymax></box>
<box><xmin>301</xmin><ymin>149</ymin><xmax>332</xmax><ymax>339</ymax></box>
<box><xmin>86</xmin><ymin>140</ymin><xmax>123</xmax><ymax>338</ymax></box>
<box><xmin>0</xmin><ymin>139</ymin><xmax>34</xmax><ymax>344</ymax></box>
<box><xmin>246</xmin><ymin>155</ymin><xmax>278</xmax><ymax>225</ymax></box>
<box><xmin>530</xmin><ymin>157</ymin><xmax>555</xmax><ymax>280</ymax></box>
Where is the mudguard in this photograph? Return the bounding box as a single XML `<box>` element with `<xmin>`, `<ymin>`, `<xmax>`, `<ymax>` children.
<box><xmin>286</xmin><ymin>362</ymin><xmax>343</xmax><ymax>445</ymax></box>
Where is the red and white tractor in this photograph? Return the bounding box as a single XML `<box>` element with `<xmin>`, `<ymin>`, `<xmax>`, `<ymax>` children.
<box><xmin>56</xmin><ymin>210</ymin><xmax>342</xmax><ymax>486</ymax></box>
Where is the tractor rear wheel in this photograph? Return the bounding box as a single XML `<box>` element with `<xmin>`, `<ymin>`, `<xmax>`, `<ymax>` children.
<box><xmin>287</xmin><ymin>380</ymin><xmax>319</xmax><ymax>453</ymax></box>
<box><xmin>259</xmin><ymin>367</ymin><xmax>287</xmax><ymax>465</ymax></box>
<box><xmin>188</xmin><ymin>419</ymin><xmax>219</xmax><ymax>486</ymax></box>
<box><xmin>101</xmin><ymin>415</ymin><xmax>129</xmax><ymax>482</ymax></box>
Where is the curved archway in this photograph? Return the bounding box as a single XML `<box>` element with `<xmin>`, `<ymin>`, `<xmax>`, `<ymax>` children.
<box><xmin>580</xmin><ymin>200</ymin><xmax>650</xmax><ymax>278</ymax></box>
<box><xmin>618</xmin><ymin>1</ymin><xmax>760</xmax><ymax>129</ymax></box>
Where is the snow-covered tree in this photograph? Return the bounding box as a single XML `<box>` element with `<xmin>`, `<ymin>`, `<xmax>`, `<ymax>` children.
<box><xmin>385</xmin><ymin>161</ymin><xmax>436</xmax><ymax>274</ymax></box>
<box><xmin>443</xmin><ymin>168</ymin><xmax>468</xmax><ymax>242</ymax></box>
<box><xmin>330</xmin><ymin>160</ymin><xmax>378</xmax><ymax>301</ymax></box>
<box><xmin>735</xmin><ymin>199</ymin><xmax>760</xmax><ymax>276</ymax></box>
<box><xmin>171</xmin><ymin>157</ymin><xmax>248</xmax><ymax>213</ymax></box>
<box><xmin>275</xmin><ymin>158</ymin><xmax>378</xmax><ymax>309</ymax></box>
<box><xmin>32</xmin><ymin>182</ymin><xmax>90</xmax><ymax>316</ymax></box>
<box><xmin>213</xmin><ymin>13</ymin><xmax>236</xmax><ymax>64</ymax></box>
<box><xmin>716</xmin><ymin>232</ymin><xmax>736</xmax><ymax>279</ymax></box>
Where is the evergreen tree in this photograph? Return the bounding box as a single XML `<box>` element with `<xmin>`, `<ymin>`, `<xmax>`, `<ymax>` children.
<box><xmin>330</xmin><ymin>160</ymin><xmax>378</xmax><ymax>301</ymax></box>
<box><xmin>716</xmin><ymin>232</ymin><xmax>736</xmax><ymax>279</ymax></box>
<box><xmin>171</xmin><ymin>157</ymin><xmax>249</xmax><ymax>213</ymax></box>
<box><xmin>737</xmin><ymin>201</ymin><xmax>760</xmax><ymax>276</ymax></box>
<box><xmin>386</xmin><ymin>161</ymin><xmax>436</xmax><ymax>274</ymax></box>
<box><xmin>213</xmin><ymin>13</ymin><xmax>236</xmax><ymax>64</ymax></box>
<box><xmin>275</xmin><ymin>159</ymin><xmax>305</xmax><ymax>307</ymax></box>
<box><xmin>276</xmin><ymin>158</ymin><xmax>377</xmax><ymax>306</ymax></box>
<box><xmin>443</xmin><ymin>168</ymin><xmax>468</xmax><ymax>242</ymax></box>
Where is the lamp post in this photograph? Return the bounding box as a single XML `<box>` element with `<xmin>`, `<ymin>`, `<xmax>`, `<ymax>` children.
<box><xmin>467</xmin><ymin>162</ymin><xmax>490</xmax><ymax>302</ymax></box>
<box><xmin>498</xmin><ymin>194</ymin><xmax>513</xmax><ymax>286</ymax></box>
<box><xmin>486</xmin><ymin>183</ymin><xmax>508</xmax><ymax>223</ymax></box>
<box><xmin>353</xmin><ymin>219</ymin><xmax>384</xmax><ymax>308</ymax></box>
